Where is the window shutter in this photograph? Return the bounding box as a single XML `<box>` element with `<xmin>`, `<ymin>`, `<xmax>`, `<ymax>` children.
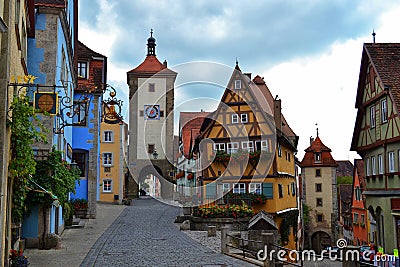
<box><xmin>262</xmin><ymin>183</ymin><xmax>273</xmax><ymax>199</ymax></box>
<box><xmin>205</xmin><ymin>183</ymin><xmax>216</xmax><ymax>198</ymax></box>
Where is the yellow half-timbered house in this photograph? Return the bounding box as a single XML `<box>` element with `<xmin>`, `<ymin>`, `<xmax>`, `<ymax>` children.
<box><xmin>198</xmin><ymin>64</ymin><xmax>299</xmax><ymax>248</ymax></box>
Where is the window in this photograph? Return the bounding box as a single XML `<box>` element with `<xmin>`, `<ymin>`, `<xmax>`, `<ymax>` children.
<box><xmin>249</xmin><ymin>183</ymin><xmax>262</xmax><ymax>194</ymax></box>
<box><xmin>242</xmin><ymin>141</ymin><xmax>254</xmax><ymax>152</ymax></box>
<box><xmin>147</xmin><ymin>144</ymin><xmax>155</xmax><ymax>154</ymax></box>
<box><xmin>104</xmin><ymin>167</ymin><xmax>111</xmax><ymax>173</ymax></box>
<box><xmin>72</xmin><ymin>101</ymin><xmax>87</xmax><ymax>126</ymax></box>
<box><xmin>291</xmin><ymin>182</ymin><xmax>296</xmax><ymax>196</ymax></box>
<box><xmin>381</xmin><ymin>99</ymin><xmax>388</xmax><ymax>123</ymax></box>
<box><xmin>278</xmin><ymin>143</ymin><xmax>282</xmax><ymax>157</ymax></box>
<box><xmin>315</xmin><ymin>152</ymin><xmax>321</xmax><ymax>163</ymax></box>
<box><xmin>102</xmin><ymin>153</ymin><xmax>113</xmax><ymax>166</ymax></box>
<box><xmin>103</xmin><ymin>179</ymin><xmax>112</xmax><ymax>192</ymax></box>
<box><xmin>262</xmin><ymin>183</ymin><xmax>273</xmax><ymax>199</ymax></box>
<box><xmin>278</xmin><ymin>184</ymin><xmax>283</xmax><ymax>198</ymax></box>
<box><xmin>72</xmin><ymin>150</ymin><xmax>87</xmax><ymax>177</ymax></box>
<box><xmin>233</xmin><ymin>183</ymin><xmax>246</xmax><ymax>194</ymax></box>
<box><xmin>78</xmin><ymin>62</ymin><xmax>88</xmax><ymax>78</ymax></box>
<box><xmin>388</xmin><ymin>151</ymin><xmax>395</xmax><ymax>173</ymax></box>
<box><xmin>317</xmin><ymin>214</ymin><xmax>323</xmax><ymax>222</ymax></box>
<box><xmin>231</xmin><ymin>114</ymin><xmax>239</xmax><ymax>124</ymax></box>
<box><xmin>355</xmin><ymin>186</ymin><xmax>361</xmax><ymax>201</ymax></box>
<box><xmin>361</xmin><ymin>214</ymin><xmax>365</xmax><ymax>224</ymax></box>
<box><xmin>316</xmin><ymin>198</ymin><xmax>323</xmax><ymax>207</ymax></box>
<box><xmin>378</xmin><ymin>154</ymin><xmax>383</xmax><ymax>174</ymax></box>
<box><xmin>316</xmin><ymin>169</ymin><xmax>321</xmax><ymax>177</ymax></box>
<box><xmin>366</xmin><ymin>158</ymin><xmax>371</xmax><ymax>176</ymax></box>
<box><xmin>222</xmin><ymin>183</ymin><xmax>230</xmax><ymax>193</ymax></box>
<box><xmin>315</xmin><ymin>183</ymin><xmax>322</xmax><ymax>192</ymax></box>
<box><xmin>353</xmin><ymin>213</ymin><xmax>359</xmax><ymax>223</ymax></box>
<box><xmin>255</xmin><ymin>140</ymin><xmax>269</xmax><ymax>152</ymax></box>
<box><xmin>241</xmin><ymin>113</ymin><xmax>248</xmax><ymax>123</ymax></box>
<box><xmin>61</xmin><ymin>49</ymin><xmax>67</xmax><ymax>82</ymax></box>
<box><xmin>104</xmin><ymin>131</ymin><xmax>113</xmax><ymax>142</ymax></box>
<box><xmin>148</xmin><ymin>83</ymin><xmax>155</xmax><ymax>92</ymax></box>
<box><xmin>370</xmin><ymin>105</ymin><xmax>376</xmax><ymax>128</ymax></box>
<box><xmin>235</xmin><ymin>80</ymin><xmax>241</xmax><ymax>89</ymax></box>
<box><xmin>371</xmin><ymin>156</ymin><xmax>376</xmax><ymax>175</ymax></box>
<box><xmin>286</xmin><ymin>152</ymin><xmax>291</xmax><ymax>162</ymax></box>
<box><xmin>227</xmin><ymin>142</ymin><xmax>239</xmax><ymax>154</ymax></box>
<box><xmin>213</xmin><ymin>143</ymin><xmax>225</xmax><ymax>152</ymax></box>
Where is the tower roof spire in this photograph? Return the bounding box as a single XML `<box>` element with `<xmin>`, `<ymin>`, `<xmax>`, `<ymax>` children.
<box><xmin>147</xmin><ymin>29</ymin><xmax>156</xmax><ymax>56</ymax></box>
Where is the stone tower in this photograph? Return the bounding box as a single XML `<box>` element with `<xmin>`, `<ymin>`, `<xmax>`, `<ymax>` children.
<box><xmin>127</xmin><ymin>30</ymin><xmax>177</xmax><ymax>199</ymax></box>
<box><xmin>301</xmin><ymin>133</ymin><xmax>338</xmax><ymax>252</ymax></box>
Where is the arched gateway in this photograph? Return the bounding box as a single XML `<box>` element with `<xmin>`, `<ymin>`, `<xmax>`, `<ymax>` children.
<box><xmin>127</xmin><ymin>30</ymin><xmax>177</xmax><ymax>199</ymax></box>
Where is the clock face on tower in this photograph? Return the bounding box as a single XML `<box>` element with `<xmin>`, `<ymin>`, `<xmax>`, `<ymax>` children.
<box><xmin>144</xmin><ymin>105</ymin><xmax>160</xmax><ymax>120</ymax></box>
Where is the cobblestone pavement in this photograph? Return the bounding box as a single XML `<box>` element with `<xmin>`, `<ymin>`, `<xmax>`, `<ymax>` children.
<box><xmin>81</xmin><ymin>197</ymin><xmax>256</xmax><ymax>267</ymax></box>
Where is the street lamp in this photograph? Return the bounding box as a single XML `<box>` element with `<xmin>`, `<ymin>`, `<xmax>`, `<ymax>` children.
<box><xmin>70</xmin><ymin>160</ymin><xmax>78</xmax><ymax>170</ymax></box>
<box><xmin>152</xmin><ymin>149</ymin><xmax>158</xmax><ymax>159</ymax></box>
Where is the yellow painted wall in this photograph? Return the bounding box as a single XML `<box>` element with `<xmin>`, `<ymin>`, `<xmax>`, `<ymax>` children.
<box><xmin>99</xmin><ymin>122</ymin><xmax>122</xmax><ymax>203</ymax></box>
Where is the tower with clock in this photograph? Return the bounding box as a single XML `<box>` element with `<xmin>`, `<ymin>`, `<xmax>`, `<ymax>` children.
<box><xmin>127</xmin><ymin>30</ymin><xmax>177</xmax><ymax>199</ymax></box>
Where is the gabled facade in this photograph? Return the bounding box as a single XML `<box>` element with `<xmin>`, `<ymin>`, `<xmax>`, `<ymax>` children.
<box><xmin>351</xmin><ymin>159</ymin><xmax>368</xmax><ymax>246</ymax></box>
<box><xmin>301</xmin><ymin>135</ymin><xmax>338</xmax><ymax>252</ymax></box>
<box><xmin>176</xmin><ymin>111</ymin><xmax>209</xmax><ymax>198</ymax></box>
<box><xmin>71</xmin><ymin>41</ymin><xmax>107</xmax><ymax>218</ymax></box>
<box><xmin>22</xmin><ymin>0</ymin><xmax>78</xmax><ymax>249</ymax></box>
<box><xmin>198</xmin><ymin>65</ymin><xmax>298</xmax><ymax>249</ymax></box>
<box><xmin>99</xmin><ymin>120</ymin><xmax>128</xmax><ymax>204</ymax></box>
<box><xmin>0</xmin><ymin>0</ymin><xmax>32</xmax><ymax>263</ymax></box>
<box><xmin>351</xmin><ymin>43</ymin><xmax>400</xmax><ymax>253</ymax></box>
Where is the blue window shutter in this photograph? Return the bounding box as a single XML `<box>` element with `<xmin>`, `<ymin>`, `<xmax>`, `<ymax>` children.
<box><xmin>205</xmin><ymin>183</ymin><xmax>216</xmax><ymax>198</ymax></box>
<box><xmin>262</xmin><ymin>183</ymin><xmax>273</xmax><ymax>199</ymax></box>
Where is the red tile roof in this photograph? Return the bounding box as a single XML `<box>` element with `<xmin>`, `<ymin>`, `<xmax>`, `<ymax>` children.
<box><xmin>301</xmin><ymin>136</ymin><xmax>336</xmax><ymax>167</ymax></box>
<box><xmin>127</xmin><ymin>55</ymin><xmax>176</xmax><ymax>75</ymax></box>
<box><xmin>336</xmin><ymin>160</ymin><xmax>354</xmax><ymax>177</ymax></box>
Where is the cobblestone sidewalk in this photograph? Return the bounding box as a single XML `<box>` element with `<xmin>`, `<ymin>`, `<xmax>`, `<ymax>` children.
<box><xmin>24</xmin><ymin>203</ymin><xmax>126</xmax><ymax>267</ymax></box>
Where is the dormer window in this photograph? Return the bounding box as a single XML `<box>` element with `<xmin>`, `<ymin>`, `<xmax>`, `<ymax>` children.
<box><xmin>315</xmin><ymin>152</ymin><xmax>321</xmax><ymax>163</ymax></box>
<box><xmin>381</xmin><ymin>99</ymin><xmax>388</xmax><ymax>123</ymax></box>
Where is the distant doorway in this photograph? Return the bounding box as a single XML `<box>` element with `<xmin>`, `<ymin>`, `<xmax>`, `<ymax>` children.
<box><xmin>311</xmin><ymin>231</ymin><xmax>331</xmax><ymax>254</ymax></box>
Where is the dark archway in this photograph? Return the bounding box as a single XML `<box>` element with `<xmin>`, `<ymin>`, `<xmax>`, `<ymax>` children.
<box><xmin>137</xmin><ymin>165</ymin><xmax>174</xmax><ymax>200</ymax></box>
<box><xmin>311</xmin><ymin>231</ymin><xmax>331</xmax><ymax>254</ymax></box>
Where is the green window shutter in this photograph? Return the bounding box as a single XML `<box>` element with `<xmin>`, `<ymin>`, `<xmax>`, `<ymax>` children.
<box><xmin>262</xmin><ymin>183</ymin><xmax>273</xmax><ymax>199</ymax></box>
<box><xmin>205</xmin><ymin>183</ymin><xmax>216</xmax><ymax>198</ymax></box>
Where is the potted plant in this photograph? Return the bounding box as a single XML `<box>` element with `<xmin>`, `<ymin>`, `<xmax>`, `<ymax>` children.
<box><xmin>187</xmin><ymin>173</ymin><xmax>194</xmax><ymax>180</ymax></box>
<box><xmin>9</xmin><ymin>250</ymin><xmax>29</xmax><ymax>267</ymax></box>
<box><xmin>70</xmin><ymin>198</ymin><xmax>88</xmax><ymax>218</ymax></box>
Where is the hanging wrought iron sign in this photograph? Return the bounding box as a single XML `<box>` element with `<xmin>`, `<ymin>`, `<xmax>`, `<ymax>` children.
<box><xmin>33</xmin><ymin>92</ymin><xmax>58</xmax><ymax>115</ymax></box>
<box><xmin>102</xmin><ymin>85</ymin><xmax>123</xmax><ymax>124</ymax></box>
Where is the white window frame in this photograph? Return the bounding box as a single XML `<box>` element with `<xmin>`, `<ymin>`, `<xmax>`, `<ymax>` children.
<box><xmin>213</xmin><ymin>143</ymin><xmax>225</xmax><ymax>152</ymax></box>
<box><xmin>103</xmin><ymin>152</ymin><xmax>113</xmax><ymax>167</ymax></box>
<box><xmin>389</xmin><ymin>151</ymin><xmax>395</xmax><ymax>173</ymax></box>
<box><xmin>78</xmin><ymin>61</ymin><xmax>88</xmax><ymax>79</ymax></box>
<box><xmin>381</xmin><ymin>99</ymin><xmax>388</xmax><ymax>123</ymax></box>
<box><xmin>366</xmin><ymin>158</ymin><xmax>370</xmax><ymax>176</ymax></box>
<box><xmin>233</xmin><ymin>183</ymin><xmax>246</xmax><ymax>194</ymax></box>
<box><xmin>249</xmin><ymin>183</ymin><xmax>262</xmax><ymax>194</ymax></box>
<box><xmin>227</xmin><ymin>142</ymin><xmax>239</xmax><ymax>154</ymax></box>
<box><xmin>242</xmin><ymin>141</ymin><xmax>254</xmax><ymax>152</ymax></box>
<box><xmin>255</xmin><ymin>140</ymin><xmax>269</xmax><ymax>152</ymax></box>
<box><xmin>370</xmin><ymin>105</ymin><xmax>376</xmax><ymax>128</ymax></box>
<box><xmin>232</xmin><ymin>114</ymin><xmax>239</xmax><ymax>124</ymax></box>
<box><xmin>103</xmin><ymin>179</ymin><xmax>112</xmax><ymax>193</ymax></box>
<box><xmin>378</xmin><ymin>154</ymin><xmax>383</xmax><ymax>174</ymax></box>
<box><xmin>222</xmin><ymin>183</ymin><xmax>230</xmax><ymax>193</ymax></box>
<box><xmin>371</xmin><ymin>156</ymin><xmax>376</xmax><ymax>175</ymax></box>
<box><xmin>234</xmin><ymin>80</ymin><xmax>241</xmax><ymax>89</ymax></box>
<box><xmin>241</xmin><ymin>113</ymin><xmax>248</xmax><ymax>123</ymax></box>
<box><xmin>104</xmin><ymin>130</ymin><xmax>113</xmax><ymax>142</ymax></box>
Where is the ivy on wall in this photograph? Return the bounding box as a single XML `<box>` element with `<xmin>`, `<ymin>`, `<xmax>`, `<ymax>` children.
<box><xmin>7</xmin><ymin>94</ymin><xmax>47</xmax><ymax>221</ymax></box>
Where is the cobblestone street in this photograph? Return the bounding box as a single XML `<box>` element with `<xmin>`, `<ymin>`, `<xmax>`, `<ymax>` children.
<box><xmin>81</xmin><ymin>198</ymin><xmax>256</xmax><ymax>267</ymax></box>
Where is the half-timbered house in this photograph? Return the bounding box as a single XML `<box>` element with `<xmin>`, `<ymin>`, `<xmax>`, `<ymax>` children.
<box><xmin>351</xmin><ymin>43</ymin><xmax>400</xmax><ymax>253</ymax></box>
<box><xmin>198</xmin><ymin>63</ymin><xmax>299</xmax><ymax>248</ymax></box>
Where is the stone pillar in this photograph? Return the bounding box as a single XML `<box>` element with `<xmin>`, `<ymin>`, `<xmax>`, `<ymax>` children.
<box><xmin>207</xmin><ymin>226</ymin><xmax>216</xmax><ymax>237</ymax></box>
<box><xmin>221</xmin><ymin>226</ymin><xmax>229</xmax><ymax>254</ymax></box>
<box><xmin>262</xmin><ymin>233</ymin><xmax>276</xmax><ymax>267</ymax></box>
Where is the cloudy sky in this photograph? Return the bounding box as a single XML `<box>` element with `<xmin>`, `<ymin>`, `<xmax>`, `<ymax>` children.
<box><xmin>78</xmin><ymin>0</ymin><xmax>400</xmax><ymax>162</ymax></box>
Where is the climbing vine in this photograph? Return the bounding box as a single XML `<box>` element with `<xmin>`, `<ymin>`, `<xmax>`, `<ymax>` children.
<box><xmin>279</xmin><ymin>209</ymin><xmax>299</xmax><ymax>244</ymax></box>
<box><xmin>7</xmin><ymin>94</ymin><xmax>47</xmax><ymax>221</ymax></box>
<box><xmin>27</xmin><ymin>148</ymin><xmax>80</xmax><ymax>207</ymax></box>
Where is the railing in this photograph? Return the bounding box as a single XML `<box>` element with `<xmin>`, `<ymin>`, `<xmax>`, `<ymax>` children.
<box><xmin>269</xmin><ymin>243</ymin><xmax>303</xmax><ymax>267</ymax></box>
<box><xmin>225</xmin><ymin>232</ymin><xmax>263</xmax><ymax>260</ymax></box>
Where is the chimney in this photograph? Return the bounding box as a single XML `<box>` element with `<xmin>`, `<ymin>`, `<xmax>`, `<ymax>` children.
<box><xmin>274</xmin><ymin>96</ymin><xmax>282</xmax><ymax>132</ymax></box>
<box><xmin>163</xmin><ymin>60</ymin><xmax>168</xmax><ymax>67</ymax></box>
<box><xmin>310</xmin><ymin>137</ymin><xmax>314</xmax><ymax>145</ymax></box>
